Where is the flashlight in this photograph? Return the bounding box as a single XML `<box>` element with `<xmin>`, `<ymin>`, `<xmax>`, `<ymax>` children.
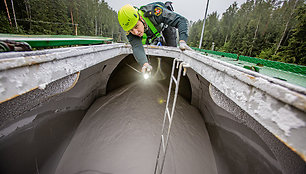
<box><xmin>143</xmin><ymin>73</ymin><xmax>150</xmax><ymax>80</ymax></box>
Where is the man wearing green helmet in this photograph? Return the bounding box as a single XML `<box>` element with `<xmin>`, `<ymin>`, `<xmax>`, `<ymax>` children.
<box><xmin>118</xmin><ymin>2</ymin><xmax>191</xmax><ymax>74</ymax></box>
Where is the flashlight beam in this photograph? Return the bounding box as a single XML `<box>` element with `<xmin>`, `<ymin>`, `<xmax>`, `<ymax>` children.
<box><xmin>126</xmin><ymin>64</ymin><xmax>141</xmax><ymax>73</ymax></box>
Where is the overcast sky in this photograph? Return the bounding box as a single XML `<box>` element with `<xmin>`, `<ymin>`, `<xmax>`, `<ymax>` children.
<box><xmin>105</xmin><ymin>0</ymin><xmax>247</xmax><ymax>22</ymax></box>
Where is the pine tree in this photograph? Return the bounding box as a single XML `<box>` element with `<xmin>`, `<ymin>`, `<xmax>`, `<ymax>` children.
<box><xmin>273</xmin><ymin>4</ymin><xmax>306</xmax><ymax>65</ymax></box>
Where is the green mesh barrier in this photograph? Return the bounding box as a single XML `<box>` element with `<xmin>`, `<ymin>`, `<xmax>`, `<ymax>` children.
<box><xmin>192</xmin><ymin>47</ymin><xmax>306</xmax><ymax>76</ymax></box>
<box><xmin>194</xmin><ymin>48</ymin><xmax>238</xmax><ymax>59</ymax></box>
<box><xmin>239</xmin><ymin>55</ymin><xmax>306</xmax><ymax>75</ymax></box>
<box><xmin>192</xmin><ymin>47</ymin><xmax>306</xmax><ymax>88</ymax></box>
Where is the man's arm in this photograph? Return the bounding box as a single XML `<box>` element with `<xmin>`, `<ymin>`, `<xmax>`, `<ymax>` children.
<box><xmin>127</xmin><ymin>33</ymin><xmax>148</xmax><ymax>67</ymax></box>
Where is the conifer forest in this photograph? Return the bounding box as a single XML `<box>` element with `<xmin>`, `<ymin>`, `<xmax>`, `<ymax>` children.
<box><xmin>0</xmin><ymin>0</ymin><xmax>305</xmax><ymax>65</ymax></box>
<box><xmin>0</xmin><ymin>0</ymin><xmax>125</xmax><ymax>41</ymax></box>
<box><xmin>188</xmin><ymin>0</ymin><xmax>305</xmax><ymax>65</ymax></box>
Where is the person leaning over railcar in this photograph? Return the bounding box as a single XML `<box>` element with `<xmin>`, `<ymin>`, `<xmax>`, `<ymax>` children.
<box><xmin>118</xmin><ymin>2</ymin><xmax>192</xmax><ymax>74</ymax></box>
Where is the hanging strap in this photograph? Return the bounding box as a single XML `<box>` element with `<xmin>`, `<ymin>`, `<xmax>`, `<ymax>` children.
<box><xmin>138</xmin><ymin>10</ymin><xmax>161</xmax><ymax>44</ymax></box>
<box><xmin>142</xmin><ymin>33</ymin><xmax>148</xmax><ymax>45</ymax></box>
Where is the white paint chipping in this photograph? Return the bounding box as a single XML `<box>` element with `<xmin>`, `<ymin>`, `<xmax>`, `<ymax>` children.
<box><xmin>271</xmin><ymin>106</ymin><xmax>306</xmax><ymax>136</ymax></box>
<box><xmin>285</xmin><ymin>93</ymin><xmax>298</xmax><ymax>103</ymax></box>
<box><xmin>38</xmin><ymin>83</ymin><xmax>47</xmax><ymax>90</ymax></box>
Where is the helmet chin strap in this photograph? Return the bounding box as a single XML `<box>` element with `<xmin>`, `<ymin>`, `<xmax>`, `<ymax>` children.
<box><xmin>139</xmin><ymin>16</ymin><xmax>148</xmax><ymax>31</ymax></box>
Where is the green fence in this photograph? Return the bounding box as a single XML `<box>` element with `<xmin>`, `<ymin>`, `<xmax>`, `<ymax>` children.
<box><xmin>193</xmin><ymin>48</ymin><xmax>306</xmax><ymax>76</ymax></box>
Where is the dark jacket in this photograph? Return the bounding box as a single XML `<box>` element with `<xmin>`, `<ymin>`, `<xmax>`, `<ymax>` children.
<box><xmin>127</xmin><ymin>2</ymin><xmax>189</xmax><ymax>66</ymax></box>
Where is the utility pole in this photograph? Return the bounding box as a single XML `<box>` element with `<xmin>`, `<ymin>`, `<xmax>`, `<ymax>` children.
<box><xmin>199</xmin><ymin>0</ymin><xmax>210</xmax><ymax>49</ymax></box>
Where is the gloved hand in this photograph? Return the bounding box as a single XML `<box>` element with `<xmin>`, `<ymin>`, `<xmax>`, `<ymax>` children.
<box><xmin>141</xmin><ymin>63</ymin><xmax>153</xmax><ymax>73</ymax></box>
<box><xmin>179</xmin><ymin>40</ymin><xmax>192</xmax><ymax>51</ymax></box>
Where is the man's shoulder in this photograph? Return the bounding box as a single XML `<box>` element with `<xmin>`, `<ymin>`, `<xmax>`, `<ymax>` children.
<box><xmin>142</xmin><ymin>2</ymin><xmax>166</xmax><ymax>8</ymax></box>
<box><xmin>140</xmin><ymin>2</ymin><xmax>166</xmax><ymax>16</ymax></box>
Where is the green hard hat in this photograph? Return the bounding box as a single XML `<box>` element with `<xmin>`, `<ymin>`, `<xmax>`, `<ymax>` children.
<box><xmin>118</xmin><ymin>4</ymin><xmax>139</xmax><ymax>31</ymax></box>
